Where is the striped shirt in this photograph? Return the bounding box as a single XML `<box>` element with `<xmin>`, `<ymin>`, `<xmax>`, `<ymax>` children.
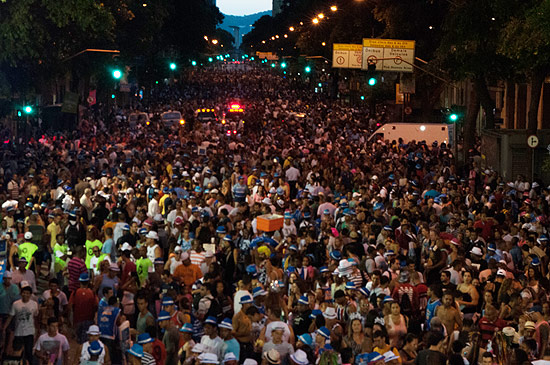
<box><xmin>67</xmin><ymin>257</ymin><xmax>88</xmax><ymax>293</ymax></box>
<box><xmin>190</xmin><ymin>251</ymin><xmax>205</xmax><ymax>267</ymax></box>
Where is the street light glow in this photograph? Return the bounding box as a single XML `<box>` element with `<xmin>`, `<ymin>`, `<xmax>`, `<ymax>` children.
<box><xmin>322</xmin><ymin>42</ymin><xmax>326</xmax><ymax>46</ymax></box>
<box><xmin>330</xmin><ymin>5</ymin><xmax>338</xmax><ymax>11</ymax></box>
<box><xmin>212</xmin><ymin>39</ymin><xmax>218</xmax><ymax>45</ymax></box>
<box><xmin>289</xmin><ymin>26</ymin><xmax>295</xmax><ymax>31</ymax></box>
<box><xmin>312</xmin><ymin>18</ymin><xmax>319</xmax><ymax>24</ymax></box>
<box><xmin>318</xmin><ymin>13</ymin><xmax>325</xmax><ymax>19</ymax></box>
<box><xmin>281</xmin><ymin>62</ymin><xmax>287</xmax><ymax>68</ymax></box>
<box><xmin>169</xmin><ymin>63</ymin><xmax>176</xmax><ymax>70</ymax></box>
<box><xmin>449</xmin><ymin>113</ymin><xmax>458</xmax><ymax>121</ymax></box>
<box><xmin>24</xmin><ymin>106</ymin><xmax>33</xmax><ymax>113</ymax></box>
<box><xmin>305</xmin><ymin>66</ymin><xmax>311</xmax><ymax>73</ymax></box>
<box><xmin>112</xmin><ymin>70</ymin><xmax>122</xmax><ymax>79</ymax></box>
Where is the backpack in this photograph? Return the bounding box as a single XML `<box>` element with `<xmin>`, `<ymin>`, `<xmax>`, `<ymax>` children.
<box><xmin>65</xmin><ymin>223</ymin><xmax>81</xmax><ymax>247</ymax></box>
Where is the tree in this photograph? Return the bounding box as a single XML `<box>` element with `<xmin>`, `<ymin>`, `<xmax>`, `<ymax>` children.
<box><xmin>499</xmin><ymin>0</ymin><xmax>550</xmax><ymax>133</ymax></box>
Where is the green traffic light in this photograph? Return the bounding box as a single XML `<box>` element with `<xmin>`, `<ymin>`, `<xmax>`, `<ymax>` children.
<box><xmin>271</xmin><ymin>63</ymin><xmax>276</xmax><ymax>68</ymax></box>
<box><xmin>305</xmin><ymin>66</ymin><xmax>311</xmax><ymax>73</ymax></box>
<box><xmin>250</xmin><ymin>57</ymin><xmax>254</xmax><ymax>61</ymax></box>
<box><xmin>17</xmin><ymin>110</ymin><xmax>22</xmax><ymax>117</ymax></box>
<box><xmin>169</xmin><ymin>63</ymin><xmax>176</xmax><ymax>70</ymax></box>
<box><xmin>111</xmin><ymin>94</ymin><xmax>116</xmax><ymax>99</ymax></box>
<box><xmin>208</xmin><ymin>58</ymin><xmax>213</xmax><ymax>62</ymax></box>
<box><xmin>361</xmin><ymin>96</ymin><xmax>365</xmax><ymax>100</ymax></box>
<box><xmin>112</xmin><ymin>70</ymin><xmax>122</xmax><ymax>79</ymax></box>
<box><xmin>368</xmin><ymin>77</ymin><xmax>377</xmax><ymax>86</ymax></box>
<box><xmin>281</xmin><ymin>62</ymin><xmax>287</xmax><ymax>68</ymax></box>
<box><xmin>449</xmin><ymin>113</ymin><xmax>458</xmax><ymax>121</ymax></box>
<box><xmin>191</xmin><ymin>61</ymin><xmax>197</xmax><ymax>66</ymax></box>
<box><xmin>24</xmin><ymin>106</ymin><xmax>33</xmax><ymax>114</ymax></box>
<box><xmin>318</xmin><ymin>83</ymin><xmax>322</xmax><ymax>87</ymax></box>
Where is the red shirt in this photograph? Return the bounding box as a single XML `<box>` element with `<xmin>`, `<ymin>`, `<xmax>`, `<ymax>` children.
<box><xmin>69</xmin><ymin>287</ymin><xmax>97</xmax><ymax>324</ymax></box>
<box><xmin>478</xmin><ymin>317</ymin><xmax>506</xmax><ymax>346</ymax></box>
<box><xmin>121</xmin><ymin>260</ymin><xmax>137</xmax><ymax>286</ymax></box>
<box><xmin>151</xmin><ymin>339</ymin><xmax>166</xmax><ymax>365</ymax></box>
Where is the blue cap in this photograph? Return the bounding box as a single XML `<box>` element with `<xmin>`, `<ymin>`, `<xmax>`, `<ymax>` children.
<box><xmin>154</xmin><ymin>258</ymin><xmax>164</xmax><ymax>265</ymax></box>
<box><xmin>298</xmin><ymin>333</ymin><xmax>313</xmax><ymax>347</ymax></box>
<box><xmin>531</xmin><ymin>257</ymin><xmax>541</xmax><ymax>266</ymax></box>
<box><xmin>88</xmin><ymin>341</ymin><xmax>103</xmax><ymax>356</ymax></box>
<box><xmin>137</xmin><ymin>333</ymin><xmax>154</xmax><ymax>344</ymax></box>
<box><xmin>6</xmin><ymin>206</ymin><xmax>15</xmax><ymax>212</ymax></box>
<box><xmin>284</xmin><ymin>212</ymin><xmax>292</xmax><ymax>219</ymax></box>
<box><xmin>157</xmin><ymin>310</ymin><xmax>171</xmax><ymax>321</ymax></box>
<box><xmin>79</xmin><ymin>273</ymin><xmax>90</xmax><ymax>282</ymax></box>
<box><xmin>488</xmin><ymin>243</ymin><xmax>496</xmax><ymax>251</ymax></box>
<box><xmin>303</xmin><ymin>211</ymin><xmax>311</xmax><ymax>219</ymax></box>
<box><xmin>191</xmin><ymin>207</ymin><xmax>199</xmax><ymax>213</ymax></box>
<box><xmin>162</xmin><ymin>296</ymin><xmax>175</xmax><ymax>306</ymax></box>
<box><xmin>201</xmin><ymin>211</ymin><xmax>210</xmax><ymax>218</ymax></box>
<box><xmin>320</xmin><ymin>266</ymin><xmax>329</xmax><ymax>273</ymax></box>
<box><xmin>223</xmin><ymin>234</ymin><xmax>232</xmax><ymax>241</ymax></box>
<box><xmin>219</xmin><ymin>318</ymin><xmax>233</xmax><ymax>330</ymax></box>
<box><xmin>310</xmin><ymin>309</ymin><xmax>322</xmax><ymax>319</ymax></box>
<box><xmin>330</xmin><ymin>251</ymin><xmax>342</xmax><ymax>260</ymax></box>
<box><xmin>138</xmin><ymin>228</ymin><xmax>147</xmax><ymax>235</ymax></box>
<box><xmin>239</xmin><ymin>295</ymin><xmax>253</xmax><ymax>304</ymax></box>
<box><xmin>252</xmin><ymin>286</ymin><xmax>267</xmax><ymax>298</ymax></box>
<box><xmin>538</xmin><ymin>235</ymin><xmax>549</xmax><ymax>242</ymax></box>
<box><xmin>359</xmin><ymin>287</ymin><xmax>371</xmax><ymax>297</ymax></box>
<box><xmin>122</xmin><ymin>224</ymin><xmax>130</xmax><ymax>231</ymax></box>
<box><xmin>25</xmin><ymin>202</ymin><xmax>33</xmax><ymax>208</ymax></box>
<box><xmin>274</xmin><ymin>172</ymin><xmax>280</xmax><ymax>178</ymax></box>
<box><xmin>345</xmin><ymin>281</ymin><xmax>356</xmax><ymax>290</ymax></box>
<box><xmin>246</xmin><ymin>265</ymin><xmax>257</xmax><ymax>275</ymax></box>
<box><xmin>317</xmin><ymin>326</ymin><xmax>330</xmax><ymax>339</ymax></box>
<box><xmin>289</xmin><ymin>245</ymin><xmax>298</xmax><ymax>251</ymax></box>
<box><xmin>127</xmin><ymin>344</ymin><xmax>143</xmax><ymax>358</ymax></box>
<box><xmin>205</xmin><ymin>316</ymin><xmax>218</xmax><ymax>325</ymax></box>
<box><xmin>383</xmin><ymin>225</ymin><xmax>393</xmax><ymax>231</ymax></box>
<box><xmin>180</xmin><ymin>323</ymin><xmax>193</xmax><ymax>333</ymax></box>
<box><xmin>216</xmin><ymin>226</ymin><xmax>226</xmax><ymax>234</ymax></box>
<box><xmin>298</xmin><ymin>295</ymin><xmax>309</xmax><ymax>305</ymax></box>
<box><xmin>323</xmin><ymin>209</ymin><xmax>330</xmax><ymax>215</ymax></box>
<box><xmin>382</xmin><ymin>295</ymin><xmax>395</xmax><ymax>304</ymax></box>
<box><xmin>367</xmin><ymin>352</ymin><xmax>384</xmax><ymax>363</ymax></box>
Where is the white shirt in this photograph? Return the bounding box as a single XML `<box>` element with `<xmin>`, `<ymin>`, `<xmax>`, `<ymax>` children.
<box><xmin>285</xmin><ymin>167</ymin><xmax>300</xmax><ymax>181</ymax></box>
<box><xmin>34</xmin><ymin>332</ymin><xmax>69</xmax><ymax>365</ymax></box>
<box><xmin>200</xmin><ymin>335</ymin><xmax>224</xmax><ymax>361</ymax></box>
<box><xmin>10</xmin><ymin>299</ymin><xmax>38</xmax><ymax>336</ymax></box>
<box><xmin>42</xmin><ymin>290</ymin><xmax>68</xmax><ymax>313</ymax></box>
<box><xmin>148</xmin><ymin>198</ymin><xmax>160</xmax><ymax>218</ymax></box>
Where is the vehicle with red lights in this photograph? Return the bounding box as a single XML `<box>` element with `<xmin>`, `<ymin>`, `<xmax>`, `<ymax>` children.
<box><xmin>225</xmin><ymin>102</ymin><xmax>245</xmax><ymax>120</ymax></box>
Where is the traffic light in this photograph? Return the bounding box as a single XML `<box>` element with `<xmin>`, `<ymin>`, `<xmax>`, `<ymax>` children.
<box><xmin>111</xmin><ymin>94</ymin><xmax>116</xmax><ymax>99</ymax></box>
<box><xmin>281</xmin><ymin>62</ymin><xmax>287</xmax><ymax>68</ymax></box>
<box><xmin>208</xmin><ymin>57</ymin><xmax>213</xmax><ymax>62</ymax></box>
<box><xmin>169</xmin><ymin>63</ymin><xmax>177</xmax><ymax>70</ymax></box>
<box><xmin>305</xmin><ymin>66</ymin><xmax>311</xmax><ymax>73</ymax></box>
<box><xmin>191</xmin><ymin>60</ymin><xmax>197</xmax><ymax>66</ymax></box>
<box><xmin>271</xmin><ymin>63</ymin><xmax>276</xmax><ymax>68</ymax></box>
<box><xmin>23</xmin><ymin>106</ymin><xmax>33</xmax><ymax>114</ymax></box>
<box><xmin>366</xmin><ymin>61</ymin><xmax>378</xmax><ymax>86</ymax></box>
<box><xmin>449</xmin><ymin>113</ymin><xmax>458</xmax><ymax>122</ymax></box>
<box><xmin>112</xmin><ymin>69</ymin><xmax>122</xmax><ymax>79</ymax></box>
<box><xmin>17</xmin><ymin>110</ymin><xmax>22</xmax><ymax>117</ymax></box>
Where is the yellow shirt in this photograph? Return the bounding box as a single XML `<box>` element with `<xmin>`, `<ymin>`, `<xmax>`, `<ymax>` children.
<box><xmin>47</xmin><ymin>222</ymin><xmax>60</xmax><ymax>248</ymax></box>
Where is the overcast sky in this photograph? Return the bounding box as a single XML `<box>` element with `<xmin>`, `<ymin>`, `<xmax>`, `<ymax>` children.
<box><xmin>217</xmin><ymin>0</ymin><xmax>272</xmax><ymax>16</ymax></box>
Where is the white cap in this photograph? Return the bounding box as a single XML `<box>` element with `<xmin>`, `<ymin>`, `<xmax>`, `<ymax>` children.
<box><xmin>87</xmin><ymin>325</ymin><xmax>100</xmax><ymax>335</ymax></box>
<box><xmin>121</xmin><ymin>243</ymin><xmax>132</xmax><ymax>252</ymax></box>
<box><xmin>497</xmin><ymin>269</ymin><xmax>506</xmax><ymax>276</ymax></box>
<box><xmin>24</xmin><ymin>232</ymin><xmax>33</xmax><ymax>240</ymax></box>
<box><xmin>146</xmin><ymin>231</ymin><xmax>159</xmax><ymax>240</ymax></box>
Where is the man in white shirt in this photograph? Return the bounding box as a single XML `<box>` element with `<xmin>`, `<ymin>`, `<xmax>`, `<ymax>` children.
<box><xmin>4</xmin><ymin>284</ymin><xmax>38</xmax><ymax>364</ymax></box>
<box><xmin>148</xmin><ymin>191</ymin><xmax>160</xmax><ymax>218</ymax></box>
<box><xmin>33</xmin><ymin>317</ymin><xmax>70</xmax><ymax>364</ymax></box>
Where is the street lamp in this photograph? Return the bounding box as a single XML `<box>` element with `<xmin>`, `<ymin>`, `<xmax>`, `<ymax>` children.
<box><xmin>449</xmin><ymin>113</ymin><xmax>458</xmax><ymax>122</ymax></box>
<box><xmin>112</xmin><ymin>70</ymin><xmax>122</xmax><ymax>79</ymax></box>
<box><xmin>24</xmin><ymin>106</ymin><xmax>33</xmax><ymax>114</ymax></box>
<box><xmin>305</xmin><ymin>66</ymin><xmax>311</xmax><ymax>73</ymax></box>
<box><xmin>281</xmin><ymin>62</ymin><xmax>287</xmax><ymax>68</ymax></box>
<box><xmin>289</xmin><ymin>26</ymin><xmax>295</xmax><ymax>31</ymax></box>
<box><xmin>330</xmin><ymin>5</ymin><xmax>338</xmax><ymax>11</ymax></box>
<box><xmin>312</xmin><ymin>18</ymin><xmax>319</xmax><ymax>24</ymax></box>
<box><xmin>169</xmin><ymin>63</ymin><xmax>176</xmax><ymax>70</ymax></box>
<box><xmin>191</xmin><ymin>60</ymin><xmax>197</xmax><ymax>66</ymax></box>
<box><xmin>212</xmin><ymin>39</ymin><xmax>218</xmax><ymax>45</ymax></box>
<box><xmin>318</xmin><ymin>13</ymin><xmax>325</xmax><ymax>19</ymax></box>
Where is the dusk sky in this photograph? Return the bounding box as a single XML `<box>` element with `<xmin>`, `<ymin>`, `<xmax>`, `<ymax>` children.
<box><xmin>217</xmin><ymin>0</ymin><xmax>272</xmax><ymax>16</ymax></box>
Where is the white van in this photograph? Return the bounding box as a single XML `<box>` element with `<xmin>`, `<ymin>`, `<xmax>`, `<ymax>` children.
<box><xmin>368</xmin><ymin>123</ymin><xmax>453</xmax><ymax>145</ymax></box>
<box><xmin>161</xmin><ymin>111</ymin><xmax>183</xmax><ymax>128</ymax></box>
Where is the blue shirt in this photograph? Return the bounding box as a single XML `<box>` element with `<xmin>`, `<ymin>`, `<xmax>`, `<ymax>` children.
<box><xmin>97</xmin><ymin>305</ymin><xmax>121</xmax><ymax>340</ymax></box>
<box><xmin>425</xmin><ymin>298</ymin><xmax>441</xmax><ymax>329</ymax></box>
<box><xmin>102</xmin><ymin>238</ymin><xmax>115</xmax><ymax>261</ymax></box>
<box><xmin>0</xmin><ymin>283</ymin><xmax>20</xmax><ymax>314</ymax></box>
<box><xmin>223</xmin><ymin>338</ymin><xmax>240</xmax><ymax>359</ymax></box>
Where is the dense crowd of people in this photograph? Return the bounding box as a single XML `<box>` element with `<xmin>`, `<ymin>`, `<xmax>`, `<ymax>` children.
<box><xmin>1</xmin><ymin>65</ymin><xmax>550</xmax><ymax>365</ymax></box>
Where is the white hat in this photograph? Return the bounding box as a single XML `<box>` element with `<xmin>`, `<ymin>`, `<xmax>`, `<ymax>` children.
<box><xmin>153</xmin><ymin>214</ymin><xmax>164</xmax><ymax>222</ymax></box>
<box><xmin>497</xmin><ymin>269</ymin><xmax>506</xmax><ymax>276</ymax></box>
<box><xmin>383</xmin><ymin>351</ymin><xmax>400</xmax><ymax>362</ymax></box>
<box><xmin>223</xmin><ymin>353</ymin><xmax>238</xmax><ymax>363</ymax></box>
<box><xmin>289</xmin><ymin>350</ymin><xmax>308</xmax><ymax>365</ymax></box>
<box><xmin>532</xmin><ymin>182</ymin><xmax>540</xmax><ymax>188</ymax></box>
<box><xmin>20</xmin><ymin>280</ymin><xmax>31</xmax><ymax>289</ymax></box>
<box><xmin>323</xmin><ymin>307</ymin><xmax>337</xmax><ymax>319</ymax></box>
<box><xmin>121</xmin><ymin>243</ymin><xmax>132</xmax><ymax>252</ymax></box>
<box><xmin>262</xmin><ymin>198</ymin><xmax>272</xmax><ymax>205</ymax></box>
<box><xmin>471</xmin><ymin>247</ymin><xmax>483</xmax><ymax>256</ymax></box>
<box><xmin>87</xmin><ymin>325</ymin><xmax>101</xmax><ymax>335</ymax></box>
<box><xmin>174</xmin><ymin>246</ymin><xmax>183</xmax><ymax>252</ymax></box>
<box><xmin>192</xmin><ymin>343</ymin><xmax>205</xmax><ymax>353</ymax></box>
<box><xmin>146</xmin><ymin>231</ymin><xmax>159</xmax><ymax>240</ymax></box>
<box><xmin>24</xmin><ymin>232</ymin><xmax>33</xmax><ymax>240</ymax></box>
<box><xmin>200</xmin><ymin>353</ymin><xmax>219</xmax><ymax>364</ymax></box>
<box><xmin>181</xmin><ymin>252</ymin><xmax>190</xmax><ymax>261</ymax></box>
<box><xmin>243</xmin><ymin>360</ymin><xmax>258</xmax><ymax>365</ymax></box>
